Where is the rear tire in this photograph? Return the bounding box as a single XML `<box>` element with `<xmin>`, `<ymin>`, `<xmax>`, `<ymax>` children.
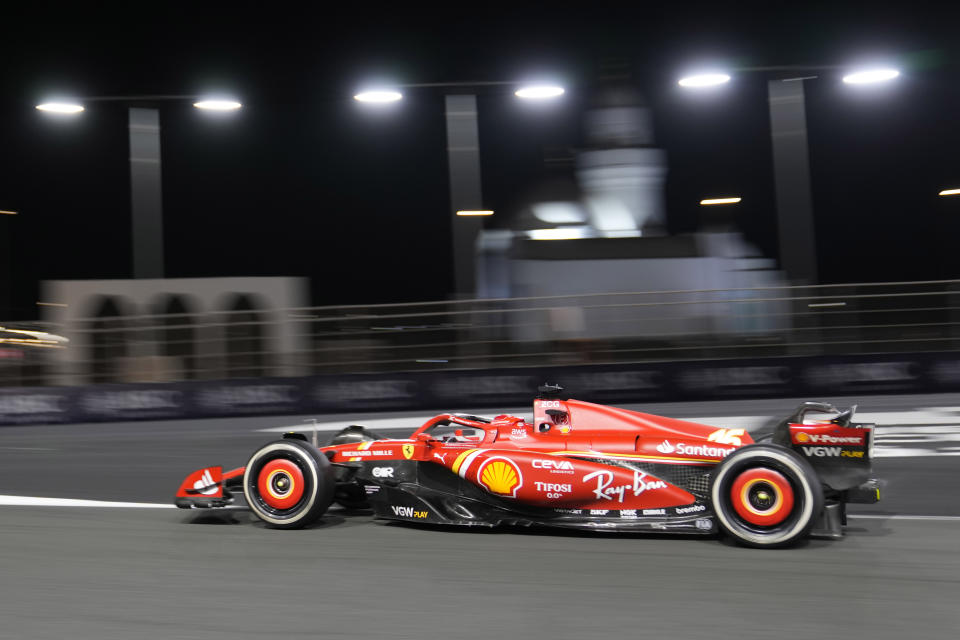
<box><xmin>243</xmin><ymin>439</ymin><xmax>334</xmax><ymax>529</ymax></box>
<box><xmin>710</xmin><ymin>444</ymin><xmax>823</xmax><ymax>548</ymax></box>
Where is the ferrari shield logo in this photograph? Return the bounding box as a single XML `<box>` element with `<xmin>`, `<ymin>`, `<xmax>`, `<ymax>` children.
<box><xmin>402</xmin><ymin>444</ymin><xmax>415</xmax><ymax>460</ymax></box>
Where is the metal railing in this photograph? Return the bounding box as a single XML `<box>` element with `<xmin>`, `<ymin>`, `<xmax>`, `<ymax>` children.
<box><xmin>3</xmin><ymin>278</ymin><xmax>960</xmax><ymax>386</ymax></box>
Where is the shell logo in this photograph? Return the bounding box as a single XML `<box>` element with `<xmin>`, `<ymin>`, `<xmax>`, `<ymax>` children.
<box><xmin>795</xmin><ymin>432</ymin><xmax>810</xmax><ymax>443</ymax></box>
<box><xmin>477</xmin><ymin>457</ymin><xmax>523</xmax><ymax>498</ymax></box>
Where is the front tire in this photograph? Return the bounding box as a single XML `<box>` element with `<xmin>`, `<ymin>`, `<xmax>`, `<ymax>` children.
<box><xmin>710</xmin><ymin>444</ymin><xmax>823</xmax><ymax>548</ymax></box>
<box><xmin>243</xmin><ymin>439</ymin><xmax>334</xmax><ymax>529</ymax></box>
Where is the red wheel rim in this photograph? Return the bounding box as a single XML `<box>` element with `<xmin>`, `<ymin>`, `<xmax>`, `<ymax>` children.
<box><xmin>257</xmin><ymin>459</ymin><xmax>305</xmax><ymax>510</ymax></box>
<box><xmin>730</xmin><ymin>468</ymin><xmax>795</xmax><ymax>526</ymax></box>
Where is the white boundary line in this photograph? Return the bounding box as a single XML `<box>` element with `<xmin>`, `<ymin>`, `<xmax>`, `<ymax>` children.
<box><xmin>0</xmin><ymin>495</ymin><xmax>175</xmax><ymax>508</ymax></box>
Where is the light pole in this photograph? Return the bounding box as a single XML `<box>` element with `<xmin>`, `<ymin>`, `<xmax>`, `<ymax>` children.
<box><xmin>36</xmin><ymin>96</ymin><xmax>241</xmax><ymax>279</ymax></box>
<box><xmin>354</xmin><ymin>81</ymin><xmax>564</xmax><ymax>297</ymax></box>
<box><xmin>678</xmin><ymin>65</ymin><xmax>899</xmax><ymax>283</ymax></box>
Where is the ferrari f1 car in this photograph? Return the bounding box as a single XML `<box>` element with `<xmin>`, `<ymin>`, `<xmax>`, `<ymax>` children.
<box><xmin>176</xmin><ymin>385</ymin><xmax>880</xmax><ymax>547</ymax></box>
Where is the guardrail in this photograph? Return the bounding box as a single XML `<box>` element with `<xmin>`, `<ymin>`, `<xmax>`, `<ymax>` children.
<box><xmin>3</xmin><ymin>278</ymin><xmax>960</xmax><ymax>387</ymax></box>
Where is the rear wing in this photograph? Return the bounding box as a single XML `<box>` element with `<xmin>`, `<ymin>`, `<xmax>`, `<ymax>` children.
<box><xmin>785</xmin><ymin>401</ymin><xmax>858</xmax><ymax>426</ymax></box>
<box><xmin>770</xmin><ymin>402</ymin><xmax>875</xmax><ymax>493</ymax></box>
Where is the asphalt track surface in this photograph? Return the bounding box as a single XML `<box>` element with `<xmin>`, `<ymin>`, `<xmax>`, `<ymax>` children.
<box><xmin>1</xmin><ymin>393</ymin><xmax>959</xmax><ymax>639</ymax></box>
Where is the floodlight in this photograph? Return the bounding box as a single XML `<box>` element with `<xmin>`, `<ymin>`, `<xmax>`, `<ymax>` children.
<box><xmin>678</xmin><ymin>74</ymin><xmax>731</xmax><ymax>88</ymax></box>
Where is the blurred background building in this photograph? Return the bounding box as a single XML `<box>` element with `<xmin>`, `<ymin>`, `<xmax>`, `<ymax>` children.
<box><xmin>39</xmin><ymin>277</ymin><xmax>307</xmax><ymax>385</ymax></box>
<box><xmin>477</xmin><ymin>74</ymin><xmax>787</xmax><ymax>342</ymax></box>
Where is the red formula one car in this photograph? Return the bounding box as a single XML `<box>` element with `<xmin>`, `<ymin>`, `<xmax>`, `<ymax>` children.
<box><xmin>176</xmin><ymin>385</ymin><xmax>880</xmax><ymax>547</ymax></box>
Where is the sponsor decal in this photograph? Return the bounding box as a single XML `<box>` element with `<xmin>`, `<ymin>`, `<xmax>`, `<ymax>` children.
<box><xmin>364</xmin><ymin>485</ymin><xmax>380</xmax><ymax>495</ymax></box>
<box><xmin>582</xmin><ymin>469</ymin><xmax>668</xmax><ymax>503</ymax></box>
<box><xmin>372</xmin><ymin>467</ymin><xmax>394</xmax><ymax>478</ymax></box>
<box><xmin>82</xmin><ymin>390</ymin><xmax>181</xmax><ymax>415</ymax></box>
<box><xmin>620</xmin><ymin>509</ymin><xmax>638</xmax><ymax>519</ymax></box>
<box><xmin>642</xmin><ymin>509</ymin><xmax>665</xmax><ymax>515</ymax></box>
<box><xmin>390</xmin><ymin>505</ymin><xmax>428</xmax><ymax>519</ymax></box>
<box><xmin>656</xmin><ymin>440</ymin><xmax>676</xmax><ymax>454</ymax></box>
<box><xmin>316</xmin><ymin>380</ymin><xmax>417</xmax><ymax>405</ymax></box>
<box><xmin>794</xmin><ymin>431</ymin><xmax>864</xmax><ymax>445</ymax></box>
<box><xmin>342</xmin><ymin>449</ymin><xmax>392</xmax><ymax>458</ymax></box>
<box><xmin>532</xmin><ymin>459</ymin><xmax>575</xmax><ymax>474</ymax></box>
<box><xmin>655</xmin><ymin>439</ymin><xmax>735</xmax><ymax>458</ymax></box>
<box><xmin>682</xmin><ymin>366</ymin><xmax>790</xmax><ymax>391</ymax></box>
<box><xmin>695</xmin><ymin>518</ymin><xmax>712</xmax><ymax>531</ymax></box>
<box><xmin>434</xmin><ymin>375</ymin><xmax>535</xmax><ymax>400</ymax></box>
<box><xmin>433</xmin><ymin>453</ymin><xmax>447</xmax><ymax>464</ymax></box>
<box><xmin>540</xmin><ymin>400</ymin><xmax>562</xmax><ymax>409</ymax></box>
<box><xmin>477</xmin><ymin>457</ymin><xmax>523</xmax><ymax>498</ymax></box>
<box><xmin>675</xmin><ymin>504</ymin><xmax>707</xmax><ymax>515</ymax></box>
<box><xmin>707</xmin><ymin>428</ymin><xmax>745</xmax><ymax>446</ymax></box>
<box><xmin>534</xmin><ymin>482</ymin><xmax>572</xmax><ymax>498</ymax></box>
<box><xmin>800</xmin><ymin>446</ymin><xmax>863</xmax><ymax>459</ymax></box>
<box><xmin>805</xmin><ymin>362</ymin><xmax>917</xmax><ymax>388</ymax></box>
<box><xmin>0</xmin><ymin>394</ymin><xmax>67</xmax><ymax>416</ymax></box>
<box><xmin>573</xmin><ymin>370</ymin><xmax>661</xmax><ymax>393</ymax></box>
<box><xmin>554</xmin><ymin>508</ymin><xmax>582</xmax><ymax>514</ymax></box>
<box><xmin>343</xmin><ymin>441</ymin><xmax>392</xmax><ymax>460</ymax></box>
<box><xmin>802</xmin><ymin>447</ymin><xmax>840</xmax><ymax>458</ymax></box>
<box><xmin>510</xmin><ymin>427</ymin><xmax>528</xmax><ymax>440</ymax></box>
<box><xmin>402</xmin><ymin>444</ymin><xmax>415</xmax><ymax>460</ymax></box>
<box><xmin>589</xmin><ymin>509</ymin><xmax>609</xmax><ymax>516</ymax></box>
<box><xmin>193</xmin><ymin>469</ymin><xmax>218</xmax><ymax>496</ymax></box>
<box><xmin>675</xmin><ymin>442</ymin><xmax>735</xmax><ymax>458</ymax></box>
<box><xmin>199</xmin><ymin>384</ymin><xmax>297</xmax><ymax>410</ymax></box>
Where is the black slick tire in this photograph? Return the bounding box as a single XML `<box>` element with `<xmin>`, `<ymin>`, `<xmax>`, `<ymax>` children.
<box><xmin>243</xmin><ymin>439</ymin><xmax>334</xmax><ymax>529</ymax></box>
<box><xmin>710</xmin><ymin>443</ymin><xmax>824</xmax><ymax>548</ymax></box>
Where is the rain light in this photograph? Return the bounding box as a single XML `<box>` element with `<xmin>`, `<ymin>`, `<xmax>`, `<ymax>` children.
<box><xmin>354</xmin><ymin>91</ymin><xmax>403</xmax><ymax>103</ymax></box>
<box><xmin>700</xmin><ymin>197</ymin><xmax>742</xmax><ymax>205</ymax></box>
<box><xmin>678</xmin><ymin>73</ymin><xmax>731</xmax><ymax>88</ymax></box>
<box><xmin>193</xmin><ymin>100</ymin><xmax>242</xmax><ymax>111</ymax></box>
<box><xmin>842</xmin><ymin>69</ymin><xmax>900</xmax><ymax>85</ymax></box>
<box><xmin>515</xmin><ymin>85</ymin><xmax>565</xmax><ymax>99</ymax></box>
<box><xmin>36</xmin><ymin>102</ymin><xmax>84</xmax><ymax>114</ymax></box>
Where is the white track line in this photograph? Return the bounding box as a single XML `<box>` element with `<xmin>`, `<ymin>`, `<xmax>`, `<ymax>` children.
<box><xmin>0</xmin><ymin>495</ymin><xmax>174</xmax><ymax>508</ymax></box>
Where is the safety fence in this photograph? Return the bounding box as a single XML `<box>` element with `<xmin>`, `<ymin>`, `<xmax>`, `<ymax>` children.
<box><xmin>2</xmin><ymin>278</ymin><xmax>960</xmax><ymax>388</ymax></box>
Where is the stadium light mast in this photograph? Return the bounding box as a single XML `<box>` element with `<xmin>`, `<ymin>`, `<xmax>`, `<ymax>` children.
<box><xmin>678</xmin><ymin>64</ymin><xmax>899</xmax><ymax>283</ymax></box>
<box><xmin>36</xmin><ymin>94</ymin><xmax>242</xmax><ymax>278</ymax></box>
<box><xmin>356</xmin><ymin>79</ymin><xmax>564</xmax><ymax>296</ymax></box>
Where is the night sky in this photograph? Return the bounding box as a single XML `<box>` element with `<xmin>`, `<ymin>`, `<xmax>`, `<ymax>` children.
<box><xmin>2</xmin><ymin>3</ymin><xmax>960</xmax><ymax>319</ymax></box>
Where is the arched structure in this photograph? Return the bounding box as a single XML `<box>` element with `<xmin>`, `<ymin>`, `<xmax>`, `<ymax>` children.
<box><xmin>222</xmin><ymin>293</ymin><xmax>269</xmax><ymax>378</ymax></box>
<box><xmin>153</xmin><ymin>294</ymin><xmax>198</xmax><ymax>379</ymax></box>
<box><xmin>87</xmin><ymin>295</ymin><xmax>130</xmax><ymax>384</ymax></box>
